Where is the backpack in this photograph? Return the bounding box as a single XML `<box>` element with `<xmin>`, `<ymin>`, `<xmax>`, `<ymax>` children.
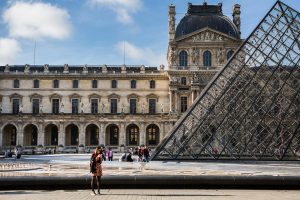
<box><xmin>90</xmin><ymin>155</ymin><xmax>96</xmax><ymax>173</ymax></box>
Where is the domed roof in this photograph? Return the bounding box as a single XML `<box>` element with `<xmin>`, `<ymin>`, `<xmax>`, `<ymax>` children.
<box><xmin>175</xmin><ymin>3</ymin><xmax>240</xmax><ymax>39</ymax></box>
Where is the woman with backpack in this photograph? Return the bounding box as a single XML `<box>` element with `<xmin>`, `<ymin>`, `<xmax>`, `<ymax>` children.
<box><xmin>90</xmin><ymin>147</ymin><xmax>103</xmax><ymax>195</ymax></box>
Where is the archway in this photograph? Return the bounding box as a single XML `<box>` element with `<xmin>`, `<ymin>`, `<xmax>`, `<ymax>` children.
<box><xmin>105</xmin><ymin>124</ymin><xmax>119</xmax><ymax>146</ymax></box>
<box><xmin>86</xmin><ymin>124</ymin><xmax>99</xmax><ymax>146</ymax></box>
<box><xmin>126</xmin><ymin>124</ymin><xmax>139</xmax><ymax>146</ymax></box>
<box><xmin>65</xmin><ymin>124</ymin><xmax>79</xmax><ymax>146</ymax></box>
<box><xmin>146</xmin><ymin>124</ymin><xmax>160</xmax><ymax>146</ymax></box>
<box><xmin>23</xmin><ymin>124</ymin><xmax>38</xmax><ymax>146</ymax></box>
<box><xmin>45</xmin><ymin>124</ymin><xmax>58</xmax><ymax>146</ymax></box>
<box><xmin>2</xmin><ymin>124</ymin><xmax>17</xmax><ymax>147</ymax></box>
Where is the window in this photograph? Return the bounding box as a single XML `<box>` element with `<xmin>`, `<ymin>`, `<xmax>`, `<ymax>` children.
<box><xmin>180</xmin><ymin>96</ymin><xmax>188</xmax><ymax>113</ymax></box>
<box><xmin>14</xmin><ymin>79</ymin><xmax>19</xmax><ymax>88</ymax></box>
<box><xmin>52</xmin><ymin>99</ymin><xmax>59</xmax><ymax>114</ymax></box>
<box><xmin>73</xmin><ymin>80</ymin><xmax>79</xmax><ymax>88</ymax></box>
<box><xmin>149</xmin><ymin>99</ymin><xmax>156</xmax><ymax>114</ymax></box>
<box><xmin>32</xmin><ymin>99</ymin><xmax>39</xmax><ymax>114</ymax></box>
<box><xmin>131</xmin><ymin>80</ymin><xmax>136</xmax><ymax>89</ymax></box>
<box><xmin>227</xmin><ymin>50</ymin><xmax>234</xmax><ymax>60</ymax></box>
<box><xmin>129</xmin><ymin>99</ymin><xmax>137</xmax><ymax>114</ymax></box>
<box><xmin>51</xmin><ymin>126</ymin><xmax>58</xmax><ymax>145</ymax></box>
<box><xmin>33</xmin><ymin>80</ymin><xmax>39</xmax><ymax>88</ymax></box>
<box><xmin>53</xmin><ymin>80</ymin><xmax>59</xmax><ymax>88</ymax></box>
<box><xmin>92</xmin><ymin>80</ymin><xmax>98</xmax><ymax>88</ymax></box>
<box><xmin>203</xmin><ymin>50</ymin><xmax>212</xmax><ymax>67</ymax></box>
<box><xmin>147</xmin><ymin>124</ymin><xmax>159</xmax><ymax>145</ymax></box>
<box><xmin>150</xmin><ymin>80</ymin><xmax>155</xmax><ymax>89</ymax></box>
<box><xmin>181</xmin><ymin>77</ymin><xmax>187</xmax><ymax>85</ymax></box>
<box><xmin>110</xmin><ymin>99</ymin><xmax>118</xmax><ymax>114</ymax></box>
<box><xmin>111</xmin><ymin>80</ymin><xmax>117</xmax><ymax>88</ymax></box>
<box><xmin>91</xmin><ymin>99</ymin><xmax>98</xmax><ymax>114</ymax></box>
<box><xmin>109</xmin><ymin>125</ymin><xmax>119</xmax><ymax>145</ymax></box>
<box><xmin>31</xmin><ymin>126</ymin><xmax>38</xmax><ymax>146</ymax></box>
<box><xmin>72</xmin><ymin>99</ymin><xmax>79</xmax><ymax>114</ymax></box>
<box><xmin>127</xmin><ymin>125</ymin><xmax>139</xmax><ymax>145</ymax></box>
<box><xmin>179</xmin><ymin>50</ymin><xmax>188</xmax><ymax>67</ymax></box>
<box><xmin>12</xmin><ymin>99</ymin><xmax>20</xmax><ymax>114</ymax></box>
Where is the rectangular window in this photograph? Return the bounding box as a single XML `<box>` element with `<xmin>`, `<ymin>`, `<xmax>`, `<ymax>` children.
<box><xmin>150</xmin><ymin>80</ymin><xmax>155</xmax><ymax>89</ymax></box>
<box><xmin>72</xmin><ymin>99</ymin><xmax>79</xmax><ymax>114</ymax></box>
<box><xmin>110</xmin><ymin>99</ymin><xmax>118</xmax><ymax>114</ymax></box>
<box><xmin>111</xmin><ymin>80</ymin><xmax>117</xmax><ymax>88</ymax></box>
<box><xmin>149</xmin><ymin>99</ymin><xmax>156</xmax><ymax>114</ymax></box>
<box><xmin>92</xmin><ymin>80</ymin><xmax>98</xmax><ymax>88</ymax></box>
<box><xmin>32</xmin><ymin>99</ymin><xmax>40</xmax><ymax>114</ymax></box>
<box><xmin>52</xmin><ymin>99</ymin><xmax>59</xmax><ymax>114</ymax></box>
<box><xmin>73</xmin><ymin>80</ymin><xmax>79</xmax><ymax>88</ymax></box>
<box><xmin>180</xmin><ymin>96</ymin><xmax>188</xmax><ymax>113</ymax></box>
<box><xmin>33</xmin><ymin>80</ymin><xmax>39</xmax><ymax>88</ymax></box>
<box><xmin>91</xmin><ymin>99</ymin><xmax>98</xmax><ymax>114</ymax></box>
<box><xmin>53</xmin><ymin>80</ymin><xmax>59</xmax><ymax>88</ymax></box>
<box><xmin>130</xmin><ymin>99</ymin><xmax>137</xmax><ymax>114</ymax></box>
<box><xmin>14</xmin><ymin>79</ymin><xmax>20</xmax><ymax>88</ymax></box>
<box><xmin>12</xmin><ymin>99</ymin><xmax>20</xmax><ymax>114</ymax></box>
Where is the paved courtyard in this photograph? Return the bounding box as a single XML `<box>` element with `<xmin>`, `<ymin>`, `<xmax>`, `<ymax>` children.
<box><xmin>1</xmin><ymin>154</ymin><xmax>300</xmax><ymax>177</ymax></box>
<box><xmin>0</xmin><ymin>189</ymin><xmax>300</xmax><ymax>200</ymax></box>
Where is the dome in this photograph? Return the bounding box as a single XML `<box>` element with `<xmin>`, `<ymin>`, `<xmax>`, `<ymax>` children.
<box><xmin>175</xmin><ymin>3</ymin><xmax>240</xmax><ymax>39</ymax></box>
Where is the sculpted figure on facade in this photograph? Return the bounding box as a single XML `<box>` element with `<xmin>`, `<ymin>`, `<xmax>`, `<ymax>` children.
<box><xmin>24</xmin><ymin>65</ymin><xmax>30</xmax><ymax>73</ymax></box>
<box><xmin>101</xmin><ymin>103</ymin><xmax>105</xmax><ymax>113</ymax></box>
<box><xmin>60</xmin><ymin>103</ymin><xmax>64</xmax><ymax>113</ymax></box>
<box><xmin>44</xmin><ymin>64</ymin><xmax>49</xmax><ymax>72</ymax></box>
<box><xmin>39</xmin><ymin>103</ymin><xmax>43</xmax><ymax>113</ymax></box>
<box><xmin>19</xmin><ymin>104</ymin><xmax>23</xmax><ymax>113</ymax></box>
<box><xmin>169</xmin><ymin>15</ymin><xmax>175</xmax><ymax>32</ymax></box>
<box><xmin>4</xmin><ymin>64</ymin><xmax>10</xmax><ymax>72</ymax></box>
<box><xmin>161</xmin><ymin>103</ymin><xmax>164</xmax><ymax>113</ymax></box>
<box><xmin>141</xmin><ymin>102</ymin><xmax>145</xmax><ymax>114</ymax></box>
<box><xmin>81</xmin><ymin>102</ymin><xmax>84</xmax><ymax>113</ymax></box>
<box><xmin>192</xmin><ymin>47</ymin><xmax>199</xmax><ymax>64</ymax></box>
<box><xmin>168</xmin><ymin>47</ymin><xmax>176</xmax><ymax>66</ymax></box>
<box><xmin>217</xmin><ymin>48</ymin><xmax>225</xmax><ymax>64</ymax></box>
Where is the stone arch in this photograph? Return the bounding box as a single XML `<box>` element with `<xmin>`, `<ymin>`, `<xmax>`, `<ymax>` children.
<box><xmin>65</xmin><ymin>124</ymin><xmax>79</xmax><ymax>146</ymax></box>
<box><xmin>105</xmin><ymin>124</ymin><xmax>119</xmax><ymax>146</ymax></box>
<box><xmin>2</xmin><ymin>124</ymin><xmax>17</xmax><ymax>147</ymax></box>
<box><xmin>23</xmin><ymin>124</ymin><xmax>38</xmax><ymax>146</ymax></box>
<box><xmin>146</xmin><ymin>124</ymin><xmax>160</xmax><ymax>146</ymax></box>
<box><xmin>126</xmin><ymin>123</ymin><xmax>140</xmax><ymax>146</ymax></box>
<box><xmin>44</xmin><ymin>124</ymin><xmax>59</xmax><ymax>146</ymax></box>
<box><xmin>85</xmin><ymin>123</ymin><xmax>99</xmax><ymax>146</ymax></box>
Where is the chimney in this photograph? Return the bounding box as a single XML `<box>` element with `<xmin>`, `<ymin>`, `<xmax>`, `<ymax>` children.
<box><xmin>233</xmin><ymin>4</ymin><xmax>241</xmax><ymax>37</ymax></box>
<box><xmin>168</xmin><ymin>4</ymin><xmax>176</xmax><ymax>41</ymax></box>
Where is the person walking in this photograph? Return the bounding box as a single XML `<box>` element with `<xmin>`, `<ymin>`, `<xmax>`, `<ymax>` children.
<box><xmin>143</xmin><ymin>146</ymin><xmax>150</xmax><ymax>162</ymax></box>
<box><xmin>107</xmin><ymin>147</ymin><xmax>113</xmax><ymax>161</ymax></box>
<box><xmin>90</xmin><ymin>147</ymin><xmax>103</xmax><ymax>195</ymax></box>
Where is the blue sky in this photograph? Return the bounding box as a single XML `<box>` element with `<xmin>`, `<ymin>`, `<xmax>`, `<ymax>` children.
<box><xmin>0</xmin><ymin>0</ymin><xmax>299</xmax><ymax>66</ymax></box>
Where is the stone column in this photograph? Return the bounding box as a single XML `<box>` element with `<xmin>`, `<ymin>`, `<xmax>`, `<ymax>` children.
<box><xmin>160</xmin><ymin>122</ymin><xmax>165</xmax><ymax>142</ymax></box>
<box><xmin>169</xmin><ymin>91</ymin><xmax>173</xmax><ymax>113</ymax></box>
<box><xmin>38</xmin><ymin>123</ymin><xmax>45</xmax><ymax>146</ymax></box>
<box><xmin>17</xmin><ymin>124</ymin><xmax>23</xmax><ymax>146</ymax></box>
<box><xmin>119</xmin><ymin>123</ymin><xmax>126</xmax><ymax>146</ymax></box>
<box><xmin>140</xmin><ymin>123</ymin><xmax>146</xmax><ymax>146</ymax></box>
<box><xmin>79</xmin><ymin>123</ymin><xmax>85</xmax><ymax>146</ymax></box>
<box><xmin>58</xmin><ymin>123</ymin><xmax>65</xmax><ymax>146</ymax></box>
<box><xmin>174</xmin><ymin>92</ymin><xmax>178</xmax><ymax>113</ymax></box>
<box><xmin>99</xmin><ymin>123</ymin><xmax>105</xmax><ymax>145</ymax></box>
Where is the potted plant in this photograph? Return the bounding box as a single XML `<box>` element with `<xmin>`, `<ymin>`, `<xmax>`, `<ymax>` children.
<box><xmin>78</xmin><ymin>144</ymin><xmax>84</xmax><ymax>153</ymax></box>
<box><xmin>120</xmin><ymin>144</ymin><xmax>125</xmax><ymax>153</ymax></box>
<box><xmin>58</xmin><ymin>144</ymin><xmax>64</xmax><ymax>152</ymax></box>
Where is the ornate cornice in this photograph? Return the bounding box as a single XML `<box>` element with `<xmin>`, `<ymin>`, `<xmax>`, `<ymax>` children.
<box><xmin>127</xmin><ymin>93</ymin><xmax>140</xmax><ymax>102</ymax></box>
<box><xmin>29</xmin><ymin>93</ymin><xmax>43</xmax><ymax>102</ymax></box>
<box><xmin>69</xmin><ymin>93</ymin><xmax>82</xmax><ymax>102</ymax></box>
<box><xmin>88</xmin><ymin>93</ymin><xmax>101</xmax><ymax>102</ymax></box>
<box><xmin>108</xmin><ymin>93</ymin><xmax>121</xmax><ymax>101</ymax></box>
<box><xmin>49</xmin><ymin>93</ymin><xmax>62</xmax><ymax>101</ymax></box>
<box><xmin>9</xmin><ymin>93</ymin><xmax>23</xmax><ymax>102</ymax></box>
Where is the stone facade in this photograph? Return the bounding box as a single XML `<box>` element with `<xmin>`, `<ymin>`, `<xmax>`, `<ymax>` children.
<box><xmin>0</xmin><ymin>2</ymin><xmax>243</xmax><ymax>152</ymax></box>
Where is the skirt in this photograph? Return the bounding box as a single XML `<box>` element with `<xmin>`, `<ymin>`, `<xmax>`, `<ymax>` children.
<box><xmin>92</xmin><ymin>163</ymin><xmax>102</xmax><ymax>176</ymax></box>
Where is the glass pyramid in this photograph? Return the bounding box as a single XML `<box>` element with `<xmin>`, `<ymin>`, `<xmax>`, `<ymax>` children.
<box><xmin>152</xmin><ymin>1</ymin><xmax>300</xmax><ymax>161</ymax></box>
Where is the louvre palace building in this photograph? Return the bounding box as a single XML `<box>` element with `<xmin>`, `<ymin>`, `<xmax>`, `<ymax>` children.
<box><xmin>0</xmin><ymin>3</ymin><xmax>243</xmax><ymax>152</ymax></box>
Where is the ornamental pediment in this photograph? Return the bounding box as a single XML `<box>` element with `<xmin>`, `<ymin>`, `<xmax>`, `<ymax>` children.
<box><xmin>49</xmin><ymin>93</ymin><xmax>62</xmax><ymax>101</ymax></box>
<box><xmin>127</xmin><ymin>93</ymin><xmax>140</xmax><ymax>102</ymax></box>
<box><xmin>176</xmin><ymin>28</ymin><xmax>240</xmax><ymax>43</ymax></box>
<box><xmin>69</xmin><ymin>93</ymin><xmax>82</xmax><ymax>101</ymax></box>
<box><xmin>146</xmin><ymin>93</ymin><xmax>159</xmax><ymax>101</ymax></box>
<box><xmin>9</xmin><ymin>93</ymin><xmax>23</xmax><ymax>101</ymax></box>
<box><xmin>107</xmin><ymin>93</ymin><xmax>120</xmax><ymax>101</ymax></box>
<box><xmin>29</xmin><ymin>93</ymin><xmax>43</xmax><ymax>102</ymax></box>
<box><xmin>88</xmin><ymin>93</ymin><xmax>101</xmax><ymax>101</ymax></box>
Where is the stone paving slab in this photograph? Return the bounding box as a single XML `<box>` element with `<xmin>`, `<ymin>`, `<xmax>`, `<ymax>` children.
<box><xmin>0</xmin><ymin>189</ymin><xmax>300</xmax><ymax>200</ymax></box>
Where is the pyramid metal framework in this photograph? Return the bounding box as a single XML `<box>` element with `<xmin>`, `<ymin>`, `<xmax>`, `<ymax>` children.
<box><xmin>152</xmin><ymin>1</ymin><xmax>300</xmax><ymax>161</ymax></box>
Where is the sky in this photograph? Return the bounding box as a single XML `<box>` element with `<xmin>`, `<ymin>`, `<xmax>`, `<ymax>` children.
<box><xmin>0</xmin><ymin>0</ymin><xmax>299</xmax><ymax>67</ymax></box>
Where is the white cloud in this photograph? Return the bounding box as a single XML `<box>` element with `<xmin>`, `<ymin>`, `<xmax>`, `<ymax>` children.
<box><xmin>116</xmin><ymin>41</ymin><xmax>166</xmax><ymax>66</ymax></box>
<box><xmin>3</xmin><ymin>1</ymin><xmax>72</xmax><ymax>40</ymax></box>
<box><xmin>88</xmin><ymin>0</ymin><xmax>142</xmax><ymax>24</ymax></box>
<box><xmin>0</xmin><ymin>38</ymin><xmax>21</xmax><ymax>65</ymax></box>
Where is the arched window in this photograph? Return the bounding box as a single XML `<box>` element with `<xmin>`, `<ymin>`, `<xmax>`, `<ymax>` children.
<box><xmin>146</xmin><ymin>124</ymin><xmax>160</xmax><ymax>145</ymax></box>
<box><xmin>203</xmin><ymin>50</ymin><xmax>212</xmax><ymax>67</ymax></box>
<box><xmin>181</xmin><ymin>77</ymin><xmax>187</xmax><ymax>85</ymax></box>
<box><xmin>150</xmin><ymin>80</ymin><xmax>155</xmax><ymax>89</ymax></box>
<box><xmin>131</xmin><ymin>80</ymin><xmax>136</xmax><ymax>89</ymax></box>
<box><xmin>127</xmin><ymin>124</ymin><xmax>139</xmax><ymax>146</ymax></box>
<box><xmin>111</xmin><ymin>80</ymin><xmax>117</xmax><ymax>88</ymax></box>
<box><xmin>179</xmin><ymin>50</ymin><xmax>188</xmax><ymax>67</ymax></box>
<box><xmin>227</xmin><ymin>50</ymin><xmax>234</xmax><ymax>60</ymax></box>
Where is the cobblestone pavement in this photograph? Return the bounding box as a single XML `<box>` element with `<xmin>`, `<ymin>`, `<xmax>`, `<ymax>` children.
<box><xmin>0</xmin><ymin>189</ymin><xmax>299</xmax><ymax>200</ymax></box>
<box><xmin>1</xmin><ymin>154</ymin><xmax>300</xmax><ymax>177</ymax></box>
